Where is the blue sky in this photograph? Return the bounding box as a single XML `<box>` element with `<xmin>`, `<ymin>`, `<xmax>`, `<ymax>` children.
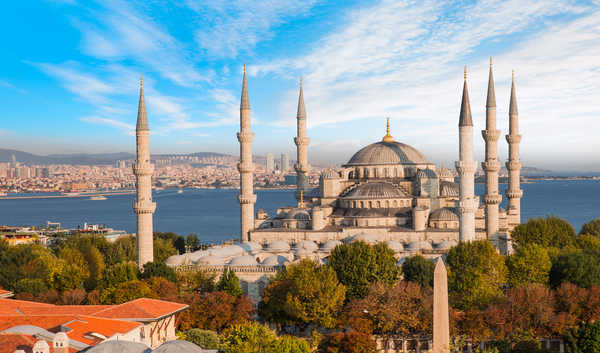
<box><xmin>1</xmin><ymin>0</ymin><xmax>599</xmax><ymax>171</ymax></box>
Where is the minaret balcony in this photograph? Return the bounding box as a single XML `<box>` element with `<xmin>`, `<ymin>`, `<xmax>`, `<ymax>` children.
<box><xmin>237</xmin><ymin>163</ymin><xmax>255</xmax><ymax>173</ymax></box>
<box><xmin>133</xmin><ymin>201</ymin><xmax>156</xmax><ymax>214</ymax></box>
<box><xmin>294</xmin><ymin>163</ymin><xmax>310</xmax><ymax>174</ymax></box>
<box><xmin>455</xmin><ymin>161</ymin><xmax>476</xmax><ymax>174</ymax></box>
<box><xmin>458</xmin><ymin>199</ymin><xmax>477</xmax><ymax>213</ymax></box>
<box><xmin>294</xmin><ymin>137</ymin><xmax>310</xmax><ymax>146</ymax></box>
<box><xmin>505</xmin><ymin>134</ymin><xmax>522</xmax><ymax>144</ymax></box>
<box><xmin>481</xmin><ymin>161</ymin><xmax>501</xmax><ymax>172</ymax></box>
<box><xmin>481</xmin><ymin>129</ymin><xmax>500</xmax><ymax>142</ymax></box>
<box><xmin>237</xmin><ymin>131</ymin><xmax>255</xmax><ymax>143</ymax></box>
<box><xmin>506</xmin><ymin>190</ymin><xmax>523</xmax><ymax>199</ymax></box>
<box><xmin>505</xmin><ymin>161</ymin><xmax>522</xmax><ymax>171</ymax></box>
<box><xmin>483</xmin><ymin>194</ymin><xmax>502</xmax><ymax>205</ymax></box>
<box><xmin>238</xmin><ymin>194</ymin><xmax>257</xmax><ymax>204</ymax></box>
<box><xmin>132</xmin><ymin>164</ymin><xmax>154</xmax><ymax>175</ymax></box>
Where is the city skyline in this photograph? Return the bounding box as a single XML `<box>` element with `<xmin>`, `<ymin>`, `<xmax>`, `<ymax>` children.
<box><xmin>1</xmin><ymin>1</ymin><xmax>599</xmax><ymax>171</ymax></box>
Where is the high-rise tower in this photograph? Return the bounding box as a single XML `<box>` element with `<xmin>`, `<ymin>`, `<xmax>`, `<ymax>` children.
<box><xmin>506</xmin><ymin>71</ymin><xmax>522</xmax><ymax>226</ymax></box>
<box><xmin>266</xmin><ymin>153</ymin><xmax>275</xmax><ymax>173</ymax></box>
<box><xmin>294</xmin><ymin>79</ymin><xmax>310</xmax><ymax>200</ymax></box>
<box><xmin>456</xmin><ymin>67</ymin><xmax>476</xmax><ymax>242</ymax></box>
<box><xmin>133</xmin><ymin>76</ymin><xmax>156</xmax><ymax>268</ymax></box>
<box><xmin>482</xmin><ymin>58</ymin><xmax>502</xmax><ymax>238</ymax></box>
<box><xmin>237</xmin><ymin>64</ymin><xmax>256</xmax><ymax>242</ymax></box>
<box><xmin>280</xmin><ymin>153</ymin><xmax>289</xmax><ymax>173</ymax></box>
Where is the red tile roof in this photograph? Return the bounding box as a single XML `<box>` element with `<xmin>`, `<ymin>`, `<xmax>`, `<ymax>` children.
<box><xmin>0</xmin><ymin>288</ymin><xmax>13</xmax><ymax>298</ymax></box>
<box><xmin>92</xmin><ymin>298</ymin><xmax>188</xmax><ymax>321</ymax></box>
<box><xmin>0</xmin><ymin>333</ymin><xmax>77</xmax><ymax>353</ymax></box>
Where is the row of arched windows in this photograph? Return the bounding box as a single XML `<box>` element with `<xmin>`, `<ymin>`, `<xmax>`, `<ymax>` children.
<box><xmin>343</xmin><ymin>199</ymin><xmax>412</xmax><ymax>209</ymax></box>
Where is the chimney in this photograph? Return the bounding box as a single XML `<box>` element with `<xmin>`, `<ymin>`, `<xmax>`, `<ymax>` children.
<box><xmin>32</xmin><ymin>340</ymin><xmax>49</xmax><ymax>353</ymax></box>
<box><xmin>53</xmin><ymin>332</ymin><xmax>69</xmax><ymax>353</ymax></box>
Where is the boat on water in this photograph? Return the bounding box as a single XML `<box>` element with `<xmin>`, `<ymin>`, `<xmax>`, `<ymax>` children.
<box><xmin>89</xmin><ymin>196</ymin><xmax>107</xmax><ymax>201</ymax></box>
<box><xmin>177</xmin><ymin>189</ymin><xmax>183</xmax><ymax>194</ymax></box>
<box><xmin>0</xmin><ymin>192</ymin><xmax>7</xmax><ymax>196</ymax></box>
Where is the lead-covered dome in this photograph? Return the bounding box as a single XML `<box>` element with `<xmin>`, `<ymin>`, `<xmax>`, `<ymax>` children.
<box><xmin>343</xmin><ymin>182</ymin><xmax>407</xmax><ymax>199</ymax></box>
<box><xmin>345</xmin><ymin>141</ymin><xmax>429</xmax><ymax>166</ymax></box>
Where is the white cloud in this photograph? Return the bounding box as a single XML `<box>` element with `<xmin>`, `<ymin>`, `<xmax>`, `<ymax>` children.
<box><xmin>81</xmin><ymin>116</ymin><xmax>135</xmax><ymax>135</ymax></box>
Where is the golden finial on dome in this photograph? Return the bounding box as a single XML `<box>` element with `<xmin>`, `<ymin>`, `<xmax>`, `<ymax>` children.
<box><xmin>298</xmin><ymin>190</ymin><xmax>306</xmax><ymax>209</ymax></box>
<box><xmin>382</xmin><ymin>117</ymin><xmax>394</xmax><ymax>143</ymax></box>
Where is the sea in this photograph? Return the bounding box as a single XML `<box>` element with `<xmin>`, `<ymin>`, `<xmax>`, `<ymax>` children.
<box><xmin>0</xmin><ymin>180</ymin><xmax>599</xmax><ymax>243</ymax></box>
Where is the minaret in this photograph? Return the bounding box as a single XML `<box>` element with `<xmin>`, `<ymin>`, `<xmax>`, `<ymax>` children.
<box><xmin>133</xmin><ymin>76</ymin><xmax>156</xmax><ymax>268</ymax></box>
<box><xmin>506</xmin><ymin>70</ymin><xmax>522</xmax><ymax>225</ymax></box>
<box><xmin>481</xmin><ymin>58</ymin><xmax>502</xmax><ymax>238</ymax></box>
<box><xmin>294</xmin><ymin>78</ymin><xmax>311</xmax><ymax>200</ymax></box>
<box><xmin>456</xmin><ymin>67</ymin><xmax>476</xmax><ymax>242</ymax></box>
<box><xmin>237</xmin><ymin>64</ymin><xmax>256</xmax><ymax>242</ymax></box>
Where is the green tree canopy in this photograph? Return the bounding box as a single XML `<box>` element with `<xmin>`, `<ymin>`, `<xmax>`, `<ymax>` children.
<box><xmin>99</xmin><ymin>279</ymin><xmax>155</xmax><ymax>304</ymax></box>
<box><xmin>219</xmin><ymin>321</ymin><xmax>277</xmax><ymax>353</ymax></box>
<box><xmin>401</xmin><ymin>255</ymin><xmax>435</xmax><ymax>288</ymax></box>
<box><xmin>82</xmin><ymin>245</ymin><xmax>105</xmax><ymax>290</ymax></box>
<box><xmin>580</xmin><ymin>217</ymin><xmax>600</xmax><ymax>237</ymax></box>
<box><xmin>55</xmin><ymin>247</ymin><xmax>90</xmax><ymax>291</ymax></box>
<box><xmin>577</xmin><ymin>234</ymin><xmax>600</xmax><ymax>253</ymax></box>
<box><xmin>327</xmin><ymin>241</ymin><xmax>400</xmax><ymax>299</ymax></box>
<box><xmin>178</xmin><ymin>291</ymin><xmax>254</xmax><ymax>332</ymax></box>
<box><xmin>259</xmin><ymin>259</ymin><xmax>346</xmax><ymax>329</ymax></box>
<box><xmin>317</xmin><ymin>331</ymin><xmax>377</xmax><ymax>353</ymax></box>
<box><xmin>153</xmin><ymin>236</ymin><xmax>178</xmax><ymax>263</ymax></box>
<box><xmin>216</xmin><ymin>267</ymin><xmax>243</xmax><ymax>297</ymax></box>
<box><xmin>446</xmin><ymin>240</ymin><xmax>507</xmax><ymax>310</ymax></box>
<box><xmin>184</xmin><ymin>329</ymin><xmax>219</xmax><ymax>349</ymax></box>
<box><xmin>577</xmin><ymin>321</ymin><xmax>600</xmax><ymax>353</ymax></box>
<box><xmin>100</xmin><ymin>261</ymin><xmax>139</xmax><ymax>289</ymax></box>
<box><xmin>139</xmin><ymin>261</ymin><xmax>177</xmax><ymax>283</ymax></box>
<box><xmin>511</xmin><ymin>216</ymin><xmax>577</xmax><ymax>249</ymax></box>
<box><xmin>271</xmin><ymin>336</ymin><xmax>311</xmax><ymax>353</ymax></box>
<box><xmin>549</xmin><ymin>250</ymin><xmax>600</xmax><ymax>289</ymax></box>
<box><xmin>186</xmin><ymin>234</ymin><xmax>200</xmax><ymax>251</ymax></box>
<box><xmin>506</xmin><ymin>244</ymin><xmax>551</xmax><ymax>288</ymax></box>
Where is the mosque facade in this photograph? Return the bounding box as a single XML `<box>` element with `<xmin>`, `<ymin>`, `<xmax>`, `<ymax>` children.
<box><xmin>164</xmin><ymin>60</ymin><xmax>523</xmax><ymax>302</ymax></box>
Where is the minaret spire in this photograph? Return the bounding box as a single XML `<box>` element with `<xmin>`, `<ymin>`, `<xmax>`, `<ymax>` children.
<box><xmin>506</xmin><ymin>70</ymin><xmax>522</xmax><ymax>228</ymax></box>
<box><xmin>482</xmin><ymin>57</ymin><xmax>502</xmax><ymax>241</ymax></box>
<box><xmin>456</xmin><ymin>66</ymin><xmax>476</xmax><ymax>242</ymax></box>
<box><xmin>133</xmin><ymin>75</ymin><xmax>156</xmax><ymax>268</ymax></box>
<box><xmin>237</xmin><ymin>63</ymin><xmax>257</xmax><ymax>242</ymax></box>
<box><xmin>294</xmin><ymin>77</ymin><xmax>311</xmax><ymax>201</ymax></box>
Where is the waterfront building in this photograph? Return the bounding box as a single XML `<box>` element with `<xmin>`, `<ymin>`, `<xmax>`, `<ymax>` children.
<box><xmin>133</xmin><ymin>76</ymin><xmax>156</xmax><ymax>268</ymax></box>
<box><xmin>280</xmin><ymin>153</ymin><xmax>289</xmax><ymax>173</ymax></box>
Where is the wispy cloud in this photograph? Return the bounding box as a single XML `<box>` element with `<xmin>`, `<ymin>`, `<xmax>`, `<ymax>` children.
<box><xmin>0</xmin><ymin>80</ymin><xmax>26</xmax><ymax>94</ymax></box>
<box><xmin>80</xmin><ymin>116</ymin><xmax>135</xmax><ymax>135</ymax></box>
<box><xmin>185</xmin><ymin>0</ymin><xmax>318</xmax><ymax>58</ymax></box>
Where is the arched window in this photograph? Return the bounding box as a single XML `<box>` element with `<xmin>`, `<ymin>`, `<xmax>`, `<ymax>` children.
<box><xmin>376</xmin><ymin>201</ymin><xmax>381</xmax><ymax>208</ymax></box>
<box><xmin>385</xmin><ymin>200</ymin><xmax>390</xmax><ymax>208</ymax></box>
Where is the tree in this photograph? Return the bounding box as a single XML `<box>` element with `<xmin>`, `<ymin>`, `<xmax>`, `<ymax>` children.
<box><xmin>317</xmin><ymin>331</ymin><xmax>377</xmax><ymax>353</ymax></box>
<box><xmin>549</xmin><ymin>250</ymin><xmax>600</xmax><ymax>288</ymax></box>
<box><xmin>401</xmin><ymin>255</ymin><xmax>434</xmax><ymax>288</ymax></box>
<box><xmin>82</xmin><ymin>245</ymin><xmax>105</xmax><ymax>290</ymax></box>
<box><xmin>0</xmin><ymin>244</ymin><xmax>60</xmax><ymax>291</ymax></box>
<box><xmin>580</xmin><ymin>217</ymin><xmax>600</xmax><ymax>237</ymax></box>
<box><xmin>219</xmin><ymin>321</ymin><xmax>277</xmax><ymax>353</ymax></box>
<box><xmin>100</xmin><ymin>262</ymin><xmax>139</xmax><ymax>289</ymax></box>
<box><xmin>216</xmin><ymin>267</ymin><xmax>243</xmax><ymax>297</ymax></box>
<box><xmin>510</xmin><ymin>216</ymin><xmax>577</xmax><ymax>249</ymax></box>
<box><xmin>184</xmin><ymin>329</ymin><xmax>219</xmax><ymax>349</ymax></box>
<box><xmin>271</xmin><ymin>336</ymin><xmax>311</xmax><ymax>353</ymax></box>
<box><xmin>59</xmin><ymin>288</ymin><xmax>86</xmax><ymax>305</ymax></box>
<box><xmin>145</xmin><ymin>277</ymin><xmax>178</xmax><ymax>302</ymax></box>
<box><xmin>506</xmin><ymin>244</ymin><xmax>551</xmax><ymax>288</ymax></box>
<box><xmin>259</xmin><ymin>259</ymin><xmax>346</xmax><ymax>329</ymax></box>
<box><xmin>139</xmin><ymin>261</ymin><xmax>177</xmax><ymax>283</ymax></box>
<box><xmin>100</xmin><ymin>280</ymin><xmax>155</xmax><ymax>304</ymax></box>
<box><xmin>186</xmin><ymin>234</ymin><xmax>200</xmax><ymax>251</ymax></box>
<box><xmin>342</xmin><ymin>281</ymin><xmax>432</xmax><ymax>344</ymax></box>
<box><xmin>177</xmin><ymin>269</ymin><xmax>215</xmax><ymax>294</ymax></box>
<box><xmin>327</xmin><ymin>241</ymin><xmax>400</xmax><ymax>299</ymax></box>
<box><xmin>55</xmin><ymin>248</ymin><xmax>90</xmax><ymax>291</ymax></box>
<box><xmin>153</xmin><ymin>237</ymin><xmax>178</xmax><ymax>263</ymax></box>
<box><xmin>446</xmin><ymin>240</ymin><xmax>507</xmax><ymax>310</ymax></box>
<box><xmin>577</xmin><ymin>234</ymin><xmax>600</xmax><ymax>253</ymax></box>
<box><xmin>104</xmin><ymin>236</ymin><xmax>136</xmax><ymax>265</ymax></box>
<box><xmin>178</xmin><ymin>291</ymin><xmax>254</xmax><ymax>332</ymax></box>
<box><xmin>577</xmin><ymin>321</ymin><xmax>600</xmax><ymax>353</ymax></box>
<box><xmin>551</xmin><ymin>283</ymin><xmax>588</xmax><ymax>334</ymax></box>
<box><xmin>15</xmin><ymin>278</ymin><xmax>48</xmax><ymax>296</ymax></box>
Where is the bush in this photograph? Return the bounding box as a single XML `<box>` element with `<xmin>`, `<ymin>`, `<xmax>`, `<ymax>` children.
<box><xmin>401</xmin><ymin>255</ymin><xmax>434</xmax><ymax>288</ymax></box>
<box><xmin>139</xmin><ymin>261</ymin><xmax>177</xmax><ymax>283</ymax></box>
<box><xmin>216</xmin><ymin>267</ymin><xmax>243</xmax><ymax>297</ymax></box>
<box><xmin>184</xmin><ymin>329</ymin><xmax>219</xmax><ymax>349</ymax></box>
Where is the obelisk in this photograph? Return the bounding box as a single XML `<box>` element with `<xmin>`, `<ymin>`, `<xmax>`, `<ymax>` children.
<box><xmin>433</xmin><ymin>258</ymin><xmax>450</xmax><ymax>353</ymax></box>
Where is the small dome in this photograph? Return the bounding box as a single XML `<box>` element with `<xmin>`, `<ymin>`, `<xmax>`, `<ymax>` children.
<box><xmin>195</xmin><ymin>255</ymin><xmax>225</xmax><ymax>265</ymax></box>
<box><xmin>267</xmin><ymin>240</ymin><xmax>291</xmax><ymax>252</ymax></box>
<box><xmin>261</xmin><ymin>255</ymin><xmax>290</xmax><ymax>266</ymax></box>
<box><xmin>209</xmin><ymin>245</ymin><xmax>245</xmax><ymax>258</ymax></box>
<box><xmin>321</xmin><ymin>240</ymin><xmax>343</xmax><ymax>252</ymax></box>
<box><xmin>295</xmin><ymin>240</ymin><xmax>318</xmax><ymax>251</ymax></box>
<box><xmin>436</xmin><ymin>239</ymin><xmax>458</xmax><ymax>250</ymax></box>
<box><xmin>440</xmin><ymin>181</ymin><xmax>459</xmax><ymax>197</ymax></box>
<box><xmin>429</xmin><ymin>207</ymin><xmax>459</xmax><ymax>222</ymax></box>
<box><xmin>79</xmin><ymin>340</ymin><xmax>151</xmax><ymax>353</ymax></box>
<box><xmin>407</xmin><ymin>240</ymin><xmax>433</xmax><ymax>251</ymax></box>
<box><xmin>321</xmin><ymin>168</ymin><xmax>339</xmax><ymax>179</ymax></box>
<box><xmin>239</xmin><ymin>241</ymin><xmax>263</xmax><ymax>253</ymax></box>
<box><xmin>345</xmin><ymin>141</ymin><xmax>429</xmax><ymax>166</ymax></box>
<box><xmin>295</xmin><ymin>248</ymin><xmax>315</xmax><ymax>259</ymax></box>
<box><xmin>416</xmin><ymin>168</ymin><xmax>437</xmax><ymax>179</ymax></box>
<box><xmin>188</xmin><ymin>250</ymin><xmax>210</xmax><ymax>262</ymax></box>
<box><xmin>343</xmin><ymin>182</ymin><xmax>407</xmax><ymax>199</ymax></box>
<box><xmin>228</xmin><ymin>255</ymin><xmax>258</xmax><ymax>267</ymax></box>
<box><xmin>153</xmin><ymin>340</ymin><xmax>205</xmax><ymax>353</ymax></box>
<box><xmin>285</xmin><ymin>209</ymin><xmax>311</xmax><ymax>221</ymax></box>
<box><xmin>165</xmin><ymin>254</ymin><xmax>183</xmax><ymax>266</ymax></box>
<box><xmin>385</xmin><ymin>240</ymin><xmax>404</xmax><ymax>252</ymax></box>
<box><xmin>349</xmin><ymin>233</ymin><xmax>377</xmax><ymax>245</ymax></box>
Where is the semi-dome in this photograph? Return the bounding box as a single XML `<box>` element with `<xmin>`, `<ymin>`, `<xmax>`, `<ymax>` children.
<box><xmin>436</xmin><ymin>239</ymin><xmax>458</xmax><ymax>250</ymax></box>
<box><xmin>321</xmin><ymin>240</ymin><xmax>342</xmax><ymax>252</ymax></box>
<box><xmin>429</xmin><ymin>207</ymin><xmax>459</xmax><ymax>222</ymax></box>
<box><xmin>285</xmin><ymin>209</ymin><xmax>311</xmax><ymax>221</ymax></box>
<box><xmin>195</xmin><ymin>255</ymin><xmax>225</xmax><ymax>266</ymax></box>
<box><xmin>239</xmin><ymin>241</ymin><xmax>263</xmax><ymax>253</ymax></box>
<box><xmin>385</xmin><ymin>240</ymin><xmax>404</xmax><ymax>253</ymax></box>
<box><xmin>349</xmin><ymin>233</ymin><xmax>378</xmax><ymax>245</ymax></box>
<box><xmin>343</xmin><ymin>182</ymin><xmax>407</xmax><ymax>199</ymax></box>
<box><xmin>267</xmin><ymin>240</ymin><xmax>291</xmax><ymax>252</ymax></box>
<box><xmin>165</xmin><ymin>254</ymin><xmax>183</xmax><ymax>266</ymax></box>
<box><xmin>295</xmin><ymin>240</ymin><xmax>318</xmax><ymax>251</ymax></box>
<box><xmin>79</xmin><ymin>341</ymin><xmax>151</xmax><ymax>353</ymax></box>
<box><xmin>153</xmin><ymin>340</ymin><xmax>205</xmax><ymax>353</ymax></box>
<box><xmin>345</xmin><ymin>141</ymin><xmax>429</xmax><ymax>166</ymax></box>
<box><xmin>407</xmin><ymin>240</ymin><xmax>433</xmax><ymax>251</ymax></box>
<box><xmin>261</xmin><ymin>255</ymin><xmax>290</xmax><ymax>266</ymax></box>
<box><xmin>228</xmin><ymin>255</ymin><xmax>258</xmax><ymax>267</ymax></box>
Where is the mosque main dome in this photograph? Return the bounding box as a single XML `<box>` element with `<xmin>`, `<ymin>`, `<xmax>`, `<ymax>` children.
<box><xmin>345</xmin><ymin>141</ymin><xmax>429</xmax><ymax>166</ymax></box>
